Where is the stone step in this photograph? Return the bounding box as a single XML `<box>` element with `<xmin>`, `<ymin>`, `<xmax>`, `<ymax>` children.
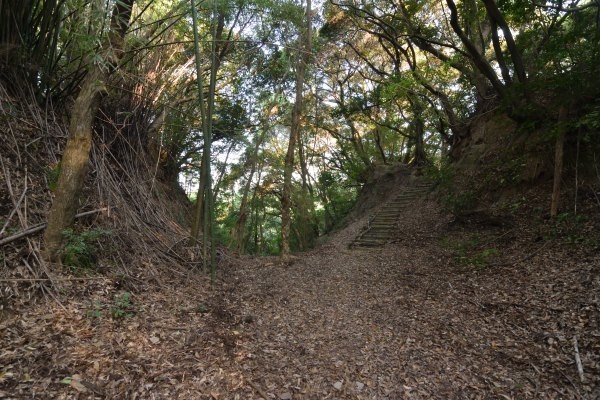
<box><xmin>370</xmin><ymin>223</ymin><xmax>397</xmax><ymax>227</ymax></box>
<box><xmin>370</xmin><ymin>221</ymin><xmax>397</xmax><ymax>226</ymax></box>
<box><xmin>396</xmin><ymin>192</ymin><xmax>426</xmax><ymax>197</ymax></box>
<box><xmin>365</xmin><ymin>229</ymin><xmax>394</xmax><ymax>233</ymax></box>
<box><xmin>390</xmin><ymin>198</ymin><xmax>417</xmax><ymax>203</ymax></box>
<box><xmin>350</xmin><ymin>182</ymin><xmax>433</xmax><ymax>248</ymax></box>
<box><xmin>380</xmin><ymin>204</ymin><xmax>411</xmax><ymax>209</ymax></box>
<box><xmin>352</xmin><ymin>240</ymin><xmax>386</xmax><ymax>247</ymax></box>
<box><xmin>362</xmin><ymin>233</ymin><xmax>395</xmax><ymax>240</ymax></box>
<box><xmin>377</xmin><ymin>210</ymin><xmax>407</xmax><ymax>215</ymax></box>
<box><xmin>373</xmin><ymin>215</ymin><xmax>401</xmax><ymax>219</ymax></box>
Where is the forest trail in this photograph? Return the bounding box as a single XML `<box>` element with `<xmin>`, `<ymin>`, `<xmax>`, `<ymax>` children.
<box><xmin>2</xmin><ymin>194</ymin><xmax>597</xmax><ymax>399</ymax></box>
<box><xmin>211</xmin><ymin>198</ymin><xmax>597</xmax><ymax>399</ymax></box>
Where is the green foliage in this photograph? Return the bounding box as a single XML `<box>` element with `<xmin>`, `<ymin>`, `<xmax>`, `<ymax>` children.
<box><xmin>576</xmin><ymin>104</ymin><xmax>600</xmax><ymax>132</ymax></box>
<box><xmin>459</xmin><ymin>247</ymin><xmax>498</xmax><ymax>269</ymax></box>
<box><xmin>424</xmin><ymin>161</ymin><xmax>453</xmax><ymax>188</ymax></box>
<box><xmin>197</xmin><ymin>302</ymin><xmax>209</xmax><ymax>313</ymax></box>
<box><xmin>426</xmin><ymin>162</ymin><xmax>477</xmax><ymax>214</ymax></box>
<box><xmin>547</xmin><ymin>212</ymin><xmax>600</xmax><ymax>246</ymax></box>
<box><xmin>316</xmin><ymin>170</ymin><xmax>357</xmax><ymax>233</ymax></box>
<box><xmin>442</xmin><ymin>236</ymin><xmax>499</xmax><ymax>270</ymax></box>
<box><xmin>46</xmin><ymin>162</ymin><xmax>61</xmax><ymax>192</ymax></box>
<box><xmin>85</xmin><ymin>291</ymin><xmax>136</xmax><ymax>321</ymax></box>
<box><xmin>445</xmin><ymin>190</ymin><xmax>478</xmax><ymax>214</ymax></box>
<box><xmin>86</xmin><ymin>302</ymin><xmax>104</xmax><ymax>320</ymax></box>
<box><xmin>110</xmin><ymin>291</ymin><xmax>135</xmax><ymax>319</ymax></box>
<box><xmin>62</xmin><ymin>228</ymin><xmax>112</xmax><ymax>273</ymax></box>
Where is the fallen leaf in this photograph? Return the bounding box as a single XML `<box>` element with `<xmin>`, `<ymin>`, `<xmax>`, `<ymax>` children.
<box><xmin>149</xmin><ymin>336</ymin><xmax>160</xmax><ymax>344</ymax></box>
<box><xmin>61</xmin><ymin>374</ymin><xmax>87</xmax><ymax>392</ymax></box>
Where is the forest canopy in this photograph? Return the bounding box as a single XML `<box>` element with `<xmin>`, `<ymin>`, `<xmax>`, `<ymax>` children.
<box><xmin>0</xmin><ymin>0</ymin><xmax>598</xmax><ymax>256</ymax></box>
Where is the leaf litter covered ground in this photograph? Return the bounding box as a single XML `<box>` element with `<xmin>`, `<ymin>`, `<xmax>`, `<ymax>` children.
<box><xmin>1</xmin><ymin>191</ymin><xmax>599</xmax><ymax>399</ymax></box>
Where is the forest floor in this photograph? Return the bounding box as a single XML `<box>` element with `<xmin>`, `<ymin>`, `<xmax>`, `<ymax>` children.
<box><xmin>1</xmin><ymin>189</ymin><xmax>599</xmax><ymax>399</ymax></box>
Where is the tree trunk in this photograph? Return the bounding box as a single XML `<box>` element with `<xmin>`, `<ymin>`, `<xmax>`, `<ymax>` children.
<box><xmin>481</xmin><ymin>0</ymin><xmax>527</xmax><ymax>83</ymax></box>
<box><xmin>44</xmin><ymin>0</ymin><xmax>134</xmax><ymax>262</ymax></box>
<box><xmin>446</xmin><ymin>0</ymin><xmax>505</xmax><ymax>97</ymax></box>
<box><xmin>234</xmin><ymin>129</ymin><xmax>265</xmax><ymax>251</ymax></box>
<box><xmin>373</xmin><ymin>126</ymin><xmax>387</xmax><ymax>164</ymax></box>
<box><xmin>244</xmin><ymin>164</ymin><xmax>263</xmax><ymax>253</ymax></box>
<box><xmin>412</xmin><ymin>101</ymin><xmax>427</xmax><ymax>165</ymax></box>
<box><xmin>281</xmin><ymin>0</ymin><xmax>311</xmax><ymax>260</ymax></box>
<box><xmin>551</xmin><ymin>107</ymin><xmax>568</xmax><ymax>217</ymax></box>
<box><xmin>191</xmin><ymin>158</ymin><xmax>205</xmax><ymax>240</ymax></box>
<box><xmin>297</xmin><ymin>121</ymin><xmax>317</xmax><ymax>250</ymax></box>
<box><xmin>212</xmin><ymin>141</ymin><xmax>235</xmax><ymax>203</ymax></box>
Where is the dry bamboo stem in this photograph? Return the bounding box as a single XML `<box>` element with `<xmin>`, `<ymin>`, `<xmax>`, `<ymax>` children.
<box><xmin>0</xmin><ymin>207</ymin><xmax>110</xmax><ymax>246</ymax></box>
<box><xmin>573</xmin><ymin>336</ymin><xmax>585</xmax><ymax>383</ymax></box>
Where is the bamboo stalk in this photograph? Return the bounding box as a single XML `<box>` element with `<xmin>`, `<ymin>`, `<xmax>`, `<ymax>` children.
<box><xmin>573</xmin><ymin>336</ymin><xmax>585</xmax><ymax>383</ymax></box>
<box><xmin>0</xmin><ymin>207</ymin><xmax>110</xmax><ymax>247</ymax></box>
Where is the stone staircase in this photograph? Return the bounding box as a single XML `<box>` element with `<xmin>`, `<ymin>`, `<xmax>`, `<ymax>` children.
<box><xmin>350</xmin><ymin>182</ymin><xmax>433</xmax><ymax>248</ymax></box>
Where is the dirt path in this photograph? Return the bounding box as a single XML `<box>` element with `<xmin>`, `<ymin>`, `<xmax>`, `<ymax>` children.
<box><xmin>1</xmin><ymin>198</ymin><xmax>598</xmax><ymax>399</ymax></box>
<box><xmin>213</xmin><ymin>200</ymin><xmax>597</xmax><ymax>399</ymax></box>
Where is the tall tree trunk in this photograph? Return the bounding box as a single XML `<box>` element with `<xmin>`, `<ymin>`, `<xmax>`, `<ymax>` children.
<box><xmin>373</xmin><ymin>125</ymin><xmax>387</xmax><ymax>164</ymax></box>
<box><xmin>191</xmin><ymin>158</ymin><xmax>205</xmax><ymax>240</ymax></box>
<box><xmin>44</xmin><ymin>0</ymin><xmax>134</xmax><ymax>262</ymax></box>
<box><xmin>481</xmin><ymin>0</ymin><xmax>527</xmax><ymax>84</ymax></box>
<box><xmin>297</xmin><ymin>122</ymin><xmax>317</xmax><ymax>249</ymax></box>
<box><xmin>446</xmin><ymin>0</ymin><xmax>505</xmax><ymax>97</ymax></box>
<box><xmin>234</xmin><ymin>128</ymin><xmax>266</xmax><ymax>252</ymax></box>
<box><xmin>281</xmin><ymin>0</ymin><xmax>311</xmax><ymax>260</ymax></box>
<box><xmin>551</xmin><ymin>107</ymin><xmax>568</xmax><ymax>217</ymax></box>
<box><xmin>412</xmin><ymin>101</ymin><xmax>427</xmax><ymax>165</ymax></box>
<box><xmin>190</xmin><ymin>0</ymin><xmax>222</xmax><ymax>274</ymax></box>
<box><xmin>245</xmin><ymin>163</ymin><xmax>264</xmax><ymax>253</ymax></box>
<box><xmin>348</xmin><ymin>122</ymin><xmax>371</xmax><ymax>169</ymax></box>
<box><xmin>212</xmin><ymin>141</ymin><xmax>235</xmax><ymax>204</ymax></box>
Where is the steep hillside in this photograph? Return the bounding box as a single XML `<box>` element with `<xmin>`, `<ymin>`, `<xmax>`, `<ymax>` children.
<box><xmin>0</xmin><ymin>84</ymin><xmax>199</xmax><ymax>316</ymax></box>
<box><xmin>447</xmin><ymin>109</ymin><xmax>600</xmax><ymax>216</ymax></box>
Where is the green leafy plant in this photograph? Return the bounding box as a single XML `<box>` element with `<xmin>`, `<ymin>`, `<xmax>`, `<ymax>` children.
<box><xmin>424</xmin><ymin>161</ymin><xmax>453</xmax><ymax>188</ymax></box>
<box><xmin>425</xmin><ymin>163</ymin><xmax>477</xmax><ymax>214</ymax></box>
<box><xmin>110</xmin><ymin>291</ymin><xmax>134</xmax><ymax>319</ymax></box>
<box><xmin>454</xmin><ymin>246</ymin><xmax>498</xmax><ymax>269</ymax></box>
<box><xmin>548</xmin><ymin>212</ymin><xmax>599</xmax><ymax>245</ymax></box>
<box><xmin>443</xmin><ymin>236</ymin><xmax>499</xmax><ymax>270</ymax></box>
<box><xmin>46</xmin><ymin>162</ymin><xmax>61</xmax><ymax>192</ymax></box>
<box><xmin>86</xmin><ymin>302</ymin><xmax>104</xmax><ymax>320</ymax></box>
<box><xmin>62</xmin><ymin>228</ymin><xmax>112</xmax><ymax>272</ymax></box>
<box><xmin>445</xmin><ymin>190</ymin><xmax>478</xmax><ymax>214</ymax></box>
<box><xmin>197</xmin><ymin>302</ymin><xmax>209</xmax><ymax>313</ymax></box>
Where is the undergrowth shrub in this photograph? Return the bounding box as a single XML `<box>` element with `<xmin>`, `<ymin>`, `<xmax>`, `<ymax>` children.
<box><xmin>86</xmin><ymin>291</ymin><xmax>136</xmax><ymax>321</ymax></box>
<box><xmin>441</xmin><ymin>236</ymin><xmax>499</xmax><ymax>270</ymax></box>
<box><xmin>548</xmin><ymin>212</ymin><xmax>599</xmax><ymax>245</ymax></box>
<box><xmin>110</xmin><ymin>291</ymin><xmax>135</xmax><ymax>319</ymax></box>
<box><xmin>46</xmin><ymin>162</ymin><xmax>61</xmax><ymax>192</ymax></box>
<box><xmin>62</xmin><ymin>228</ymin><xmax>111</xmax><ymax>272</ymax></box>
<box><xmin>426</xmin><ymin>162</ymin><xmax>478</xmax><ymax>214</ymax></box>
